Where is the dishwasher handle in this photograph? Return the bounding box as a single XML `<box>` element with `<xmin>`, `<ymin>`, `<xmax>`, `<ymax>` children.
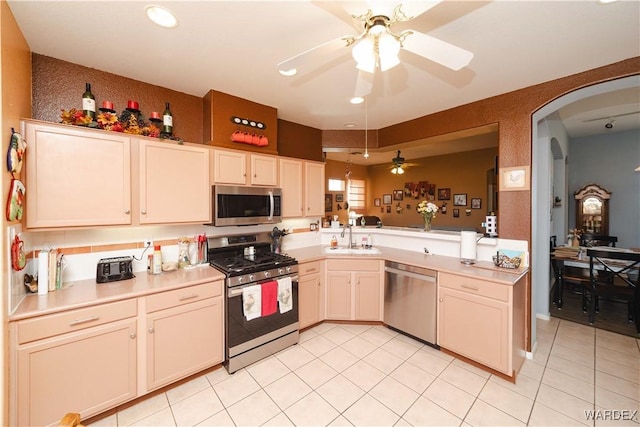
<box><xmin>384</xmin><ymin>266</ymin><xmax>436</xmax><ymax>283</ymax></box>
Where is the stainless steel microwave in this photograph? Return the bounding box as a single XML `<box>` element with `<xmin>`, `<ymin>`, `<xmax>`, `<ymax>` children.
<box><xmin>211</xmin><ymin>185</ymin><xmax>282</xmax><ymax>226</ymax></box>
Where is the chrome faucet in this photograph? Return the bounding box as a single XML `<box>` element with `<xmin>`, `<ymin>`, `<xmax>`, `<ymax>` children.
<box><xmin>341</xmin><ymin>223</ymin><xmax>355</xmax><ymax>248</ymax></box>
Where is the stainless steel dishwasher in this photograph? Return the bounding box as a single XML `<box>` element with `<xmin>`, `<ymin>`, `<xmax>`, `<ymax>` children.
<box><xmin>384</xmin><ymin>260</ymin><xmax>438</xmax><ymax>346</ymax></box>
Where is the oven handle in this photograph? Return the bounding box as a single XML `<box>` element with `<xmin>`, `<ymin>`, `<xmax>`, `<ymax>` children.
<box><xmin>268</xmin><ymin>190</ymin><xmax>274</xmax><ymax>220</ymax></box>
<box><xmin>228</xmin><ymin>275</ymin><xmax>299</xmax><ymax>297</ymax></box>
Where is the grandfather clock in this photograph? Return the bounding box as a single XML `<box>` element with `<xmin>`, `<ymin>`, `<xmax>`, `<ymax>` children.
<box><xmin>574</xmin><ymin>184</ymin><xmax>610</xmax><ymax>235</ymax></box>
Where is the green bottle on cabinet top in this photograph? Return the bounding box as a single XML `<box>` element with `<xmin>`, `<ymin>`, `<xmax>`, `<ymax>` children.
<box><xmin>162</xmin><ymin>102</ymin><xmax>173</xmax><ymax>136</ymax></box>
<box><xmin>82</xmin><ymin>82</ymin><xmax>96</xmax><ymax>120</ymax></box>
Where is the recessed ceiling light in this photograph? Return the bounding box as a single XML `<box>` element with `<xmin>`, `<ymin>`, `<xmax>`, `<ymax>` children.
<box><xmin>350</xmin><ymin>97</ymin><xmax>365</xmax><ymax>104</ymax></box>
<box><xmin>278</xmin><ymin>68</ymin><xmax>297</xmax><ymax>77</ymax></box>
<box><xmin>597</xmin><ymin>0</ymin><xmax>619</xmax><ymax>3</ymax></box>
<box><xmin>145</xmin><ymin>5</ymin><xmax>178</xmax><ymax>28</ymax></box>
<box><xmin>344</xmin><ymin>123</ymin><xmax>356</xmax><ymax>128</ymax></box>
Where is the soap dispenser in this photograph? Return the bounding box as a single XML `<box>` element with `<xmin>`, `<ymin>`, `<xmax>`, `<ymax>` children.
<box><xmin>330</xmin><ymin>235</ymin><xmax>338</xmax><ymax>248</ymax></box>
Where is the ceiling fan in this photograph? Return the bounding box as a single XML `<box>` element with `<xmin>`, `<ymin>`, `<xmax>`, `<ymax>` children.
<box><xmin>277</xmin><ymin>1</ymin><xmax>474</xmax><ymax>98</ymax></box>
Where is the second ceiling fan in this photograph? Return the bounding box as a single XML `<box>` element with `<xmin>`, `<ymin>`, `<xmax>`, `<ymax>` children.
<box><xmin>277</xmin><ymin>1</ymin><xmax>474</xmax><ymax>98</ymax></box>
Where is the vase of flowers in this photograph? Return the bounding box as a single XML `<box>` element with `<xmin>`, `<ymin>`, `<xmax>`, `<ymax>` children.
<box><xmin>417</xmin><ymin>200</ymin><xmax>439</xmax><ymax>232</ymax></box>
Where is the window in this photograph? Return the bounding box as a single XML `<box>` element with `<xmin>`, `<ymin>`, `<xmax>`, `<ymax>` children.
<box><xmin>348</xmin><ymin>179</ymin><xmax>365</xmax><ymax>210</ymax></box>
<box><xmin>328</xmin><ymin>179</ymin><xmax>345</xmax><ymax>192</ymax></box>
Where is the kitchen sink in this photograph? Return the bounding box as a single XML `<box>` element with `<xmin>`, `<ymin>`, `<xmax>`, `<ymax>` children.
<box><xmin>324</xmin><ymin>247</ymin><xmax>381</xmax><ymax>255</ymax></box>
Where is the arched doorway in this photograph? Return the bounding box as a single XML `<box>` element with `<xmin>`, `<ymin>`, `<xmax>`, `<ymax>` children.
<box><xmin>530</xmin><ymin>75</ymin><xmax>640</xmax><ymax>346</ymax></box>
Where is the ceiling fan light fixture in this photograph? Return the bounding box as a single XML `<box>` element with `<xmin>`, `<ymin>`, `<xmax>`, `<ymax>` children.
<box><xmin>378</xmin><ymin>32</ymin><xmax>401</xmax><ymax>71</ymax></box>
<box><xmin>391</xmin><ymin>166</ymin><xmax>404</xmax><ymax>175</ymax></box>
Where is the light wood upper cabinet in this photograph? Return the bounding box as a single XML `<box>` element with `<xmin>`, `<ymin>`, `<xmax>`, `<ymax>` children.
<box><xmin>250</xmin><ymin>154</ymin><xmax>278</xmax><ymax>186</ymax></box>
<box><xmin>279</xmin><ymin>158</ymin><xmax>304</xmax><ymax>217</ymax></box>
<box><xmin>304</xmin><ymin>161</ymin><xmax>325</xmax><ymax>216</ymax></box>
<box><xmin>212</xmin><ymin>148</ymin><xmax>247</xmax><ymax>184</ymax></box>
<box><xmin>138</xmin><ymin>139</ymin><xmax>210</xmax><ymax>224</ymax></box>
<box><xmin>25</xmin><ymin>121</ymin><xmax>132</xmax><ymax>228</ymax></box>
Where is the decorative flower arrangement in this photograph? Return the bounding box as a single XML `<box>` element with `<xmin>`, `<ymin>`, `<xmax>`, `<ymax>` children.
<box><xmin>60</xmin><ymin>107</ymin><xmax>180</xmax><ymax>142</ymax></box>
<box><xmin>568</xmin><ymin>228</ymin><xmax>582</xmax><ymax>246</ymax></box>
<box><xmin>417</xmin><ymin>200</ymin><xmax>439</xmax><ymax>231</ymax></box>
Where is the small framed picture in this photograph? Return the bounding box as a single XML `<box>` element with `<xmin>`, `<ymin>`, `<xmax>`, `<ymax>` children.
<box><xmin>393</xmin><ymin>190</ymin><xmax>404</xmax><ymax>201</ymax></box>
<box><xmin>471</xmin><ymin>198</ymin><xmax>482</xmax><ymax>209</ymax></box>
<box><xmin>383</xmin><ymin>194</ymin><xmax>392</xmax><ymax>205</ymax></box>
<box><xmin>374</xmin><ymin>198</ymin><xmax>381</xmax><ymax>207</ymax></box>
<box><xmin>453</xmin><ymin>208</ymin><xmax>460</xmax><ymax>218</ymax></box>
<box><xmin>324</xmin><ymin>194</ymin><xmax>333</xmax><ymax>212</ymax></box>
<box><xmin>500</xmin><ymin>166</ymin><xmax>530</xmax><ymax>192</ymax></box>
<box><xmin>437</xmin><ymin>188</ymin><xmax>451</xmax><ymax>200</ymax></box>
<box><xmin>386</xmin><ymin>205</ymin><xmax>391</xmax><ymax>213</ymax></box>
<box><xmin>453</xmin><ymin>193</ymin><xmax>467</xmax><ymax>206</ymax></box>
<box><xmin>335</xmin><ymin>193</ymin><xmax>344</xmax><ymax>202</ymax></box>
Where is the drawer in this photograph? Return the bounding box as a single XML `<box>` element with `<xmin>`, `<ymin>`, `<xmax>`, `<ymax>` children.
<box><xmin>438</xmin><ymin>272</ymin><xmax>510</xmax><ymax>302</ymax></box>
<box><xmin>299</xmin><ymin>260</ymin><xmax>323</xmax><ymax>276</ymax></box>
<box><xmin>17</xmin><ymin>299</ymin><xmax>137</xmax><ymax>344</ymax></box>
<box><xmin>146</xmin><ymin>281</ymin><xmax>222</xmax><ymax>313</ymax></box>
<box><xmin>328</xmin><ymin>259</ymin><xmax>380</xmax><ymax>272</ymax></box>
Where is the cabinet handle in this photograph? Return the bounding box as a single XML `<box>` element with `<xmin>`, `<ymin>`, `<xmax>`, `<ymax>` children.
<box><xmin>317</xmin><ymin>280</ymin><xmax>320</xmax><ymax>287</ymax></box>
<box><xmin>130</xmin><ymin>332</ymin><xmax>137</xmax><ymax>339</ymax></box>
<box><xmin>305</xmin><ymin>268</ymin><xmax>317</xmax><ymax>273</ymax></box>
<box><xmin>124</xmin><ymin>210</ymin><xmax>131</xmax><ymax>215</ymax></box>
<box><xmin>141</xmin><ymin>210</ymin><xmax>147</xmax><ymax>215</ymax></box>
<box><xmin>254</xmin><ymin>174</ymin><xmax>257</xmax><ymax>178</ymax></box>
<box><xmin>439</xmin><ymin>298</ymin><xmax>443</xmax><ymax>302</ymax></box>
<box><xmin>179</xmin><ymin>294</ymin><xmax>199</xmax><ymax>301</ymax></box>
<box><xmin>461</xmin><ymin>284</ymin><xmax>479</xmax><ymax>291</ymax></box>
<box><xmin>148</xmin><ymin>327</ymin><xmax>154</xmax><ymax>334</ymax></box>
<box><xmin>69</xmin><ymin>316</ymin><xmax>99</xmax><ymax>326</ymax></box>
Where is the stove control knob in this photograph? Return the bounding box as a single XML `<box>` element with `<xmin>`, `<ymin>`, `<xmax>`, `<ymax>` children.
<box><xmin>278</xmin><ymin>268</ymin><xmax>284</xmax><ymax>275</ymax></box>
<box><xmin>286</xmin><ymin>266</ymin><xmax>291</xmax><ymax>273</ymax></box>
<box><xmin>264</xmin><ymin>271</ymin><xmax>270</xmax><ymax>278</ymax></box>
<box><xmin>237</xmin><ymin>276</ymin><xmax>244</xmax><ymax>284</ymax></box>
<box><xmin>249</xmin><ymin>274</ymin><xmax>255</xmax><ymax>282</ymax></box>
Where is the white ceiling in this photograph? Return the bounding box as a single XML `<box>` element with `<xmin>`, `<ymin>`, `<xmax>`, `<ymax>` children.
<box><xmin>7</xmin><ymin>0</ymin><xmax>640</xmax><ymax>165</ymax></box>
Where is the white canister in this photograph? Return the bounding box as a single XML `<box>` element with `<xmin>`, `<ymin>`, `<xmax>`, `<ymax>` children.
<box><xmin>460</xmin><ymin>231</ymin><xmax>477</xmax><ymax>264</ymax></box>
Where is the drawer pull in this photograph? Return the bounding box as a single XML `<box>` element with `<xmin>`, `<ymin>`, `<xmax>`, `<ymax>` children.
<box><xmin>179</xmin><ymin>294</ymin><xmax>199</xmax><ymax>301</ymax></box>
<box><xmin>130</xmin><ymin>332</ymin><xmax>137</xmax><ymax>339</ymax></box>
<box><xmin>461</xmin><ymin>284</ymin><xmax>480</xmax><ymax>291</ymax></box>
<box><xmin>148</xmin><ymin>327</ymin><xmax>154</xmax><ymax>334</ymax></box>
<box><xmin>439</xmin><ymin>298</ymin><xmax>443</xmax><ymax>302</ymax></box>
<box><xmin>305</xmin><ymin>268</ymin><xmax>317</xmax><ymax>273</ymax></box>
<box><xmin>68</xmin><ymin>316</ymin><xmax>99</xmax><ymax>326</ymax></box>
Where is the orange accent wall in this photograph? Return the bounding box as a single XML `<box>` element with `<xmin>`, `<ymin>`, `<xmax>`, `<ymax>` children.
<box><xmin>1</xmin><ymin>1</ymin><xmax>32</xmax><ymax>424</ymax></box>
<box><xmin>278</xmin><ymin>119</ymin><xmax>323</xmax><ymax>162</ymax></box>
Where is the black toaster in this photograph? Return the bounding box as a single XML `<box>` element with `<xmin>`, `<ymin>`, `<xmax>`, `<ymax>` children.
<box><xmin>96</xmin><ymin>256</ymin><xmax>135</xmax><ymax>283</ymax></box>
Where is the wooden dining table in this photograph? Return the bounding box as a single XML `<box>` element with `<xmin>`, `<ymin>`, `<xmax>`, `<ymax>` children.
<box><xmin>550</xmin><ymin>246</ymin><xmax>639</xmax><ymax>310</ymax></box>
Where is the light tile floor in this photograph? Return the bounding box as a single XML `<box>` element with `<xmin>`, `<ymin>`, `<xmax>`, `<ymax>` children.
<box><xmin>89</xmin><ymin>319</ymin><xmax>640</xmax><ymax>426</ymax></box>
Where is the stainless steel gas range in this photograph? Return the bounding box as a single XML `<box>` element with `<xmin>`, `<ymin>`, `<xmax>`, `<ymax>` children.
<box><xmin>208</xmin><ymin>233</ymin><xmax>299</xmax><ymax>373</ymax></box>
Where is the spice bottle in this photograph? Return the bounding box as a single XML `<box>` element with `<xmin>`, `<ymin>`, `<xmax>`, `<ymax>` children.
<box><xmin>330</xmin><ymin>235</ymin><xmax>338</xmax><ymax>248</ymax></box>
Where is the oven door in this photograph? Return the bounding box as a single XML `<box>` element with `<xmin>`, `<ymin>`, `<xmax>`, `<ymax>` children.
<box><xmin>213</xmin><ymin>185</ymin><xmax>282</xmax><ymax>226</ymax></box>
<box><xmin>226</xmin><ymin>276</ymin><xmax>299</xmax><ymax>357</ymax></box>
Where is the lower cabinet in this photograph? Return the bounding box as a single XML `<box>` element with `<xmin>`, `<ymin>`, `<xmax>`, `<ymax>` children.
<box><xmin>326</xmin><ymin>259</ymin><xmax>382</xmax><ymax>321</ymax></box>
<box><xmin>145</xmin><ymin>282</ymin><xmax>224</xmax><ymax>391</ymax></box>
<box><xmin>10</xmin><ymin>281</ymin><xmax>225</xmax><ymax>426</ymax></box>
<box><xmin>437</xmin><ymin>272</ymin><xmax>526</xmax><ymax>376</ymax></box>
<box><xmin>298</xmin><ymin>260</ymin><xmax>325</xmax><ymax>329</ymax></box>
<box><xmin>11</xmin><ymin>300</ymin><xmax>138</xmax><ymax>427</ymax></box>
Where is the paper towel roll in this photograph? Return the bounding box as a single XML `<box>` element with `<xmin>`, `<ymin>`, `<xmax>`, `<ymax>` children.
<box><xmin>38</xmin><ymin>251</ymin><xmax>49</xmax><ymax>295</ymax></box>
<box><xmin>460</xmin><ymin>231</ymin><xmax>477</xmax><ymax>263</ymax></box>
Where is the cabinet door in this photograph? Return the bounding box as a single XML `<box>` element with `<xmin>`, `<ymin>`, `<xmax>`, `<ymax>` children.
<box><xmin>438</xmin><ymin>287</ymin><xmax>509</xmax><ymax>374</ymax></box>
<box><xmin>326</xmin><ymin>271</ymin><xmax>351</xmax><ymax>320</ymax></box>
<box><xmin>213</xmin><ymin>149</ymin><xmax>247</xmax><ymax>184</ymax></box>
<box><xmin>16</xmin><ymin>319</ymin><xmax>137</xmax><ymax>426</ymax></box>
<box><xmin>304</xmin><ymin>161</ymin><xmax>325</xmax><ymax>216</ymax></box>
<box><xmin>251</xmin><ymin>154</ymin><xmax>278</xmax><ymax>186</ymax></box>
<box><xmin>279</xmin><ymin>158</ymin><xmax>304</xmax><ymax>217</ymax></box>
<box><xmin>299</xmin><ymin>273</ymin><xmax>322</xmax><ymax>329</ymax></box>
<box><xmin>139</xmin><ymin>140</ymin><xmax>210</xmax><ymax>224</ymax></box>
<box><xmin>25</xmin><ymin>122</ymin><xmax>131</xmax><ymax>228</ymax></box>
<box><xmin>146</xmin><ymin>297</ymin><xmax>223</xmax><ymax>391</ymax></box>
<box><xmin>354</xmin><ymin>272</ymin><xmax>381</xmax><ymax>321</ymax></box>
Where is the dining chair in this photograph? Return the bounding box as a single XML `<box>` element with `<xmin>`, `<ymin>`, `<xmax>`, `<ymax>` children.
<box><xmin>580</xmin><ymin>234</ymin><xmax>618</xmax><ymax>247</ymax></box>
<box><xmin>587</xmin><ymin>248</ymin><xmax>640</xmax><ymax>333</ymax></box>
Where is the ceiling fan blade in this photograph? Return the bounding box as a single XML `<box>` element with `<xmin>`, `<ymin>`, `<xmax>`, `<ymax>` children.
<box><xmin>402</xmin><ymin>30</ymin><xmax>474</xmax><ymax>71</ymax></box>
<box><xmin>354</xmin><ymin>70</ymin><xmax>374</xmax><ymax>98</ymax></box>
<box><xmin>277</xmin><ymin>36</ymin><xmax>349</xmax><ymax>75</ymax></box>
